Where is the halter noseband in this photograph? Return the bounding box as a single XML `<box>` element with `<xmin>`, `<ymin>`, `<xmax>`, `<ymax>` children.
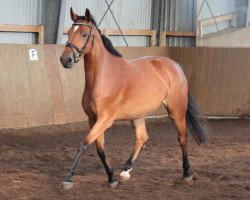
<box><xmin>65</xmin><ymin>23</ymin><xmax>94</xmax><ymax>63</ymax></box>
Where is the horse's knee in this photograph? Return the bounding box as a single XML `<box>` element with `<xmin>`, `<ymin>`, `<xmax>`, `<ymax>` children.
<box><xmin>137</xmin><ymin>135</ymin><xmax>148</xmax><ymax>145</ymax></box>
<box><xmin>178</xmin><ymin>135</ymin><xmax>187</xmax><ymax>147</ymax></box>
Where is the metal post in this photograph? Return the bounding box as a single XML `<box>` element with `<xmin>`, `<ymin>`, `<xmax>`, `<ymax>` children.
<box><xmin>56</xmin><ymin>0</ymin><xmax>67</xmax><ymax>44</ymax></box>
<box><xmin>42</xmin><ymin>0</ymin><xmax>62</xmax><ymax>44</ymax></box>
<box><xmin>151</xmin><ymin>0</ymin><xmax>163</xmax><ymax>46</ymax></box>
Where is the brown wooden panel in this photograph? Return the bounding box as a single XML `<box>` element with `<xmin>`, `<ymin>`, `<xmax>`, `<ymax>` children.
<box><xmin>44</xmin><ymin>45</ymin><xmax>66</xmax><ymax>124</ymax></box>
<box><xmin>168</xmin><ymin>47</ymin><xmax>250</xmax><ymax>116</ymax></box>
<box><xmin>0</xmin><ymin>44</ymin><xmax>53</xmax><ymax>128</ymax></box>
<box><xmin>0</xmin><ymin>45</ymin><xmax>249</xmax><ymax>129</ymax></box>
<box><xmin>55</xmin><ymin>45</ymin><xmax>87</xmax><ymax>123</ymax></box>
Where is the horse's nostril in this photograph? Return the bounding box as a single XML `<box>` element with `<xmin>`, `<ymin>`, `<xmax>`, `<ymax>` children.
<box><xmin>60</xmin><ymin>57</ymin><xmax>66</xmax><ymax>65</ymax></box>
<box><xmin>68</xmin><ymin>57</ymin><xmax>72</xmax><ymax>63</ymax></box>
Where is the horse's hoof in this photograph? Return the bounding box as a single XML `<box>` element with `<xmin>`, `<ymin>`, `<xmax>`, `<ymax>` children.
<box><xmin>119</xmin><ymin>175</ymin><xmax>130</xmax><ymax>183</ymax></box>
<box><xmin>109</xmin><ymin>181</ymin><xmax>119</xmax><ymax>188</ymax></box>
<box><xmin>62</xmin><ymin>181</ymin><xmax>74</xmax><ymax>190</ymax></box>
<box><xmin>119</xmin><ymin>172</ymin><xmax>130</xmax><ymax>183</ymax></box>
<box><xmin>183</xmin><ymin>175</ymin><xmax>193</xmax><ymax>182</ymax></box>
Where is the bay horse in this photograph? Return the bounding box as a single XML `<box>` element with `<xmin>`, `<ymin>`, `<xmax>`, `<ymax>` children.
<box><xmin>60</xmin><ymin>8</ymin><xmax>206</xmax><ymax>190</ymax></box>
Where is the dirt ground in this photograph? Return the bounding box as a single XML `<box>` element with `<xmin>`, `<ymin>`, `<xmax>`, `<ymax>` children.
<box><xmin>0</xmin><ymin>118</ymin><xmax>249</xmax><ymax>200</ymax></box>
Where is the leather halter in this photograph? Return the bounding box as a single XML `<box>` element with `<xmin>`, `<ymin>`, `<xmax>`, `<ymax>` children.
<box><xmin>65</xmin><ymin>23</ymin><xmax>94</xmax><ymax>63</ymax></box>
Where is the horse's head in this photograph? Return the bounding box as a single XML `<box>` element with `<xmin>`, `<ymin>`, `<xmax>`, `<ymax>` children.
<box><xmin>60</xmin><ymin>8</ymin><xmax>94</xmax><ymax>69</ymax></box>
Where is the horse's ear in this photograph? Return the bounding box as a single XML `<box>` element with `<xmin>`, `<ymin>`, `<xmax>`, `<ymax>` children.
<box><xmin>85</xmin><ymin>8</ymin><xmax>91</xmax><ymax>22</ymax></box>
<box><xmin>70</xmin><ymin>7</ymin><xmax>78</xmax><ymax>22</ymax></box>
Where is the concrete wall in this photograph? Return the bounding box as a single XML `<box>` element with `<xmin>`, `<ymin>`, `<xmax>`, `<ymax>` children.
<box><xmin>0</xmin><ymin>45</ymin><xmax>249</xmax><ymax>128</ymax></box>
<box><xmin>197</xmin><ymin>26</ymin><xmax>250</xmax><ymax>47</ymax></box>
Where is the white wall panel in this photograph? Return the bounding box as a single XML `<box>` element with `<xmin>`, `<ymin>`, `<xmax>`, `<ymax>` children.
<box><xmin>59</xmin><ymin>0</ymin><xmax>152</xmax><ymax>46</ymax></box>
<box><xmin>247</xmin><ymin>0</ymin><xmax>250</xmax><ymax>26</ymax></box>
<box><xmin>0</xmin><ymin>0</ymin><xmax>42</xmax><ymax>44</ymax></box>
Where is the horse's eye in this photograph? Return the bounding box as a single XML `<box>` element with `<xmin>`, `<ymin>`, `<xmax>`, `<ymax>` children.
<box><xmin>82</xmin><ymin>33</ymin><xmax>87</xmax><ymax>37</ymax></box>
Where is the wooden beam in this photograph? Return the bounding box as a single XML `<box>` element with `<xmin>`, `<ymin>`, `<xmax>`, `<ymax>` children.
<box><xmin>38</xmin><ymin>26</ymin><xmax>44</xmax><ymax>44</ymax></box>
<box><xmin>198</xmin><ymin>13</ymin><xmax>236</xmax><ymax>36</ymax></box>
<box><xmin>0</xmin><ymin>24</ymin><xmax>41</xmax><ymax>33</ymax></box>
<box><xmin>102</xmin><ymin>29</ymin><xmax>155</xmax><ymax>36</ymax></box>
<box><xmin>0</xmin><ymin>24</ymin><xmax>45</xmax><ymax>44</ymax></box>
<box><xmin>160</xmin><ymin>31</ymin><xmax>196</xmax><ymax>46</ymax></box>
<box><xmin>103</xmin><ymin>29</ymin><xmax>157</xmax><ymax>46</ymax></box>
<box><xmin>199</xmin><ymin>13</ymin><xmax>236</xmax><ymax>27</ymax></box>
<box><xmin>63</xmin><ymin>28</ymin><xmax>157</xmax><ymax>46</ymax></box>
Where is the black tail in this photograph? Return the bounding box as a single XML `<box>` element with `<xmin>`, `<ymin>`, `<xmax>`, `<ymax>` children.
<box><xmin>186</xmin><ymin>93</ymin><xmax>207</xmax><ymax>145</ymax></box>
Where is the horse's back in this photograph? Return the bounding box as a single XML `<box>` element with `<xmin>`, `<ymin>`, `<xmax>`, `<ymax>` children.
<box><xmin>128</xmin><ymin>56</ymin><xmax>187</xmax><ymax>88</ymax></box>
<box><xmin>130</xmin><ymin>56</ymin><xmax>185</xmax><ymax>81</ymax></box>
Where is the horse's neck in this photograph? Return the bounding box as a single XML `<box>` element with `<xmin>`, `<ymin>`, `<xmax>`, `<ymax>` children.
<box><xmin>83</xmin><ymin>40</ymin><xmax>112</xmax><ymax>89</ymax></box>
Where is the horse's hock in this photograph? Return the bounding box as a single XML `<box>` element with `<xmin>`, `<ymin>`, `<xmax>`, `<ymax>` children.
<box><xmin>0</xmin><ymin>45</ymin><xmax>249</xmax><ymax>128</ymax></box>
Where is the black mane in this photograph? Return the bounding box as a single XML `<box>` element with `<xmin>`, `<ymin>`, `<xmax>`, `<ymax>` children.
<box><xmin>100</xmin><ymin>35</ymin><xmax>122</xmax><ymax>57</ymax></box>
<box><xmin>76</xmin><ymin>16</ymin><xmax>122</xmax><ymax>57</ymax></box>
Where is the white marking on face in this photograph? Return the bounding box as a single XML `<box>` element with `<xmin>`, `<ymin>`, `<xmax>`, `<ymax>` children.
<box><xmin>73</xmin><ymin>25</ymin><xmax>79</xmax><ymax>32</ymax></box>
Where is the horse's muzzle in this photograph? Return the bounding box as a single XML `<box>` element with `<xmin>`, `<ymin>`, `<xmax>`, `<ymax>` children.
<box><xmin>60</xmin><ymin>54</ymin><xmax>74</xmax><ymax>69</ymax></box>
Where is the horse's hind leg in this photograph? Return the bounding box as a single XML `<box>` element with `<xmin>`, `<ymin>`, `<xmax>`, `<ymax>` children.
<box><xmin>119</xmin><ymin>118</ymin><xmax>149</xmax><ymax>182</ymax></box>
<box><xmin>164</xmin><ymin>98</ymin><xmax>193</xmax><ymax>181</ymax></box>
<box><xmin>173</xmin><ymin>117</ymin><xmax>192</xmax><ymax>180</ymax></box>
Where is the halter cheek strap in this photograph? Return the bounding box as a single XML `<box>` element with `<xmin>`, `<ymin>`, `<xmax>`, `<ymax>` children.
<box><xmin>65</xmin><ymin>23</ymin><xmax>94</xmax><ymax>63</ymax></box>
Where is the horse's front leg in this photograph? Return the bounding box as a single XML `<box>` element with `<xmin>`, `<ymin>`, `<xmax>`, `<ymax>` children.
<box><xmin>88</xmin><ymin>117</ymin><xmax>118</xmax><ymax>188</ymax></box>
<box><xmin>62</xmin><ymin>114</ymin><xmax>115</xmax><ymax>190</ymax></box>
<box><xmin>96</xmin><ymin>133</ymin><xmax>118</xmax><ymax>188</ymax></box>
<box><xmin>119</xmin><ymin>118</ymin><xmax>149</xmax><ymax>182</ymax></box>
